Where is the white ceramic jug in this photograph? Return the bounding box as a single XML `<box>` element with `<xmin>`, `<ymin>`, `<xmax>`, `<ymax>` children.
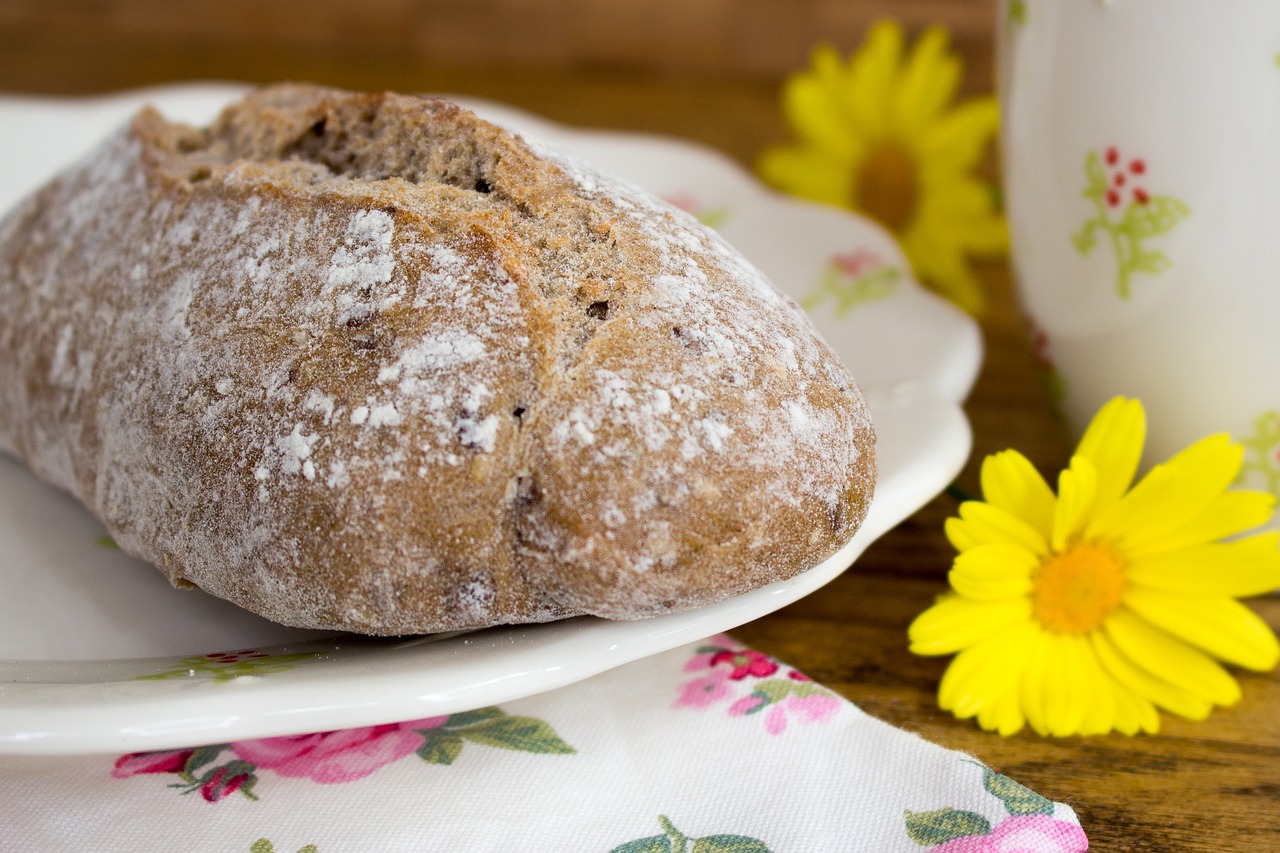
<box><xmin>999</xmin><ymin>0</ymin><xmax>1280</xmax><ymax>499</ymax></box>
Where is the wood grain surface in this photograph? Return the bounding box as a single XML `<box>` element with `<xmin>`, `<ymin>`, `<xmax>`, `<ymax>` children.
<box><xmin>2</xmin><ymin>2</ymin><xmax>1277</xmax><ymax>849</ymax></box>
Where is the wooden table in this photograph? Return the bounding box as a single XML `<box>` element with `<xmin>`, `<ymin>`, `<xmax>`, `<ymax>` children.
<box><xmin>2</xmin><ymin>4</ymin><xmax>1277</xmax><ymax>849</ymax></box>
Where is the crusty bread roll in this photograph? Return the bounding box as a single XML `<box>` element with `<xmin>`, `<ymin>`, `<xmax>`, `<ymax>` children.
<box><xmin>0</xmin><ymin>84</ymin><xmax>875</xmax><ymax>635</ymax></box>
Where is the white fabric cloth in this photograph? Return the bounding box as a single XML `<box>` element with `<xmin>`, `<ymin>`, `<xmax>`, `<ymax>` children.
<box><xmin>1</xmin><ymin>634</ymin><xmax>1086</xmax><ymax>852</ymax></box>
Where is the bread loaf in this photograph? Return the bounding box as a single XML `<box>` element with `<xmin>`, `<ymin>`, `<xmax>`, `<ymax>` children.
<box><xmin>0</xmin><ymin>84</ymin><xmax>875</xmax><ymax>634</ymax></box>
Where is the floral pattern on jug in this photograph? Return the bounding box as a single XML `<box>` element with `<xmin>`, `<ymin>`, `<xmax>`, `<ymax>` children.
<box><xmin>1071</xmin><ymin>147</ymin><xmax>1189</xmax><ymax>299</ymax></box>
<box><xmin>1237</xmin><ymin>410</ymin><xmax>1280</xmax><ymax>497</ymax></box>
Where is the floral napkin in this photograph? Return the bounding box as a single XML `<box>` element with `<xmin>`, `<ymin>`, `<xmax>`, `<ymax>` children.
<box><xmin>0</xmin><ymin>634</ymin><xmax>1086</xmax><ymax>852</ymax></box>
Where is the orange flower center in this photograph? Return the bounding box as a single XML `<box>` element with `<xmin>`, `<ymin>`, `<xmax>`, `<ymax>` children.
<box><xmin>855</xmin><ymin>143</ymin><xmax>918</xmax><ymax>233</ymax></box>
<box><xmin>1031</xmin><ymin>541</ymin><xmax>1127</xmax><ymax>634</ymax></box>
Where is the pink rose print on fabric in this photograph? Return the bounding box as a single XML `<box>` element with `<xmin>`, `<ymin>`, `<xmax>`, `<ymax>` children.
<box><xmin>905</xmin><ymin>762</ymin><xmax>1087</xmax><ymax>851</ymax></box>
<box><xmin>113</xmin><ymin>745</ymin><xmax>254</xmax><ymax>802</ymax></box>
<box><xmin>674</xmin><ymin>667</ymin><xmax>734</xmax><ymax>710</ymax></box>
<box><xmin>735</xmin><ymin>692</ymin><xmax>842</xmax><ymax>736</ymax></box>
<box><xmin>231</xmin><ymin>716</ymin><xmax>447</xmax><ymax>784</ymax></box>
<box><xmin>674</xmin><ymin>635</ymin><xmax>843</xmax><ymax>734</ymax></box>
<box><xmin>112</xmin><ymin>706</ymin><xmax>574</xmax><ymax>802</ymax></box>
<box><xmin>198</xmin><ymin>766</ymin><xmax>253</xmax><ymax>802</ymax></box>
<box><xmin>709</xmin><ymin>649</ymin><xmax>779</xmax><ymax>680</ymax></box>
<box><xmin>931</xmin><ymin>815</ymin><xmax>1088</xmax><ymax>853</ymax></box>
<box><xmin>112</xmin><ymin>748</ymin><xmax>194</xmax><ymax>777</ymax></box>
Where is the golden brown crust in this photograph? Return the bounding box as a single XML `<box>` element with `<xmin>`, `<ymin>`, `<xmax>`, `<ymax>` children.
<box><xmin>0</xmin><ymin>84</ymin><xmax>875</xmax><ymax>634</ymax></box>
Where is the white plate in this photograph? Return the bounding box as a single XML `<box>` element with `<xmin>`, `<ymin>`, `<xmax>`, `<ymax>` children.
<box><xmin>0</xmin><ymin>84</ymin><xmax>981</xmax><ymax>755</ymax></box>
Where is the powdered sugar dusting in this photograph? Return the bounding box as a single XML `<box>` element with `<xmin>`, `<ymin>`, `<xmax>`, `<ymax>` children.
<box><xmin>327</xmin><ymin>210</ymin><xmax>394</xmax><ymax>291</ymax></box>
<box><xmin>366</xmin><ymin>403</ymin><xmax>402</xmax><ymax>428</ymax></box>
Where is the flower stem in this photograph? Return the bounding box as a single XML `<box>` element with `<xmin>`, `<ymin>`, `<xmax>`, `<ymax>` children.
<box><xmin>1090</xmin><ymin>192</ymin><xmax>1131</xmax><ymax>299</ymax></box>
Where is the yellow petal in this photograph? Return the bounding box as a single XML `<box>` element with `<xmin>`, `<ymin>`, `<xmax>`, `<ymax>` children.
<box><xmin>1164</xmin><ymin>433</ymin><xmax>1244</xmax><ymax>494</ymax></box>
<box><xmin>1122</xmin><ymin>589</ymin><xmax>1280</xmax><ymax>671</ymax></box>
<box><xmin>946</xmin><ymin>499</ymin><xmax>1050</xmax><ymax>557</ymax></box>
<box><xmin>1091</xmin><ymin>629</ymin><xmax>1211</xmax><ymax>721</ymax></box>
<box><xmin>976</xmin><ymin>684</ymin><xmax>1027</xmax><ymax>736</ymax></box>
<box><xmin>782</xmin><ymin>58</ymin><xmax>864</xmax><ymax>158</ymax></box>
<box><xmin>917</xmin><ymin>173</ymin><xmax>998</xmax><ymax>217</ymax></box>
<box><xmin>1103</xmin><ymin>608</ymin><xmax>1243</xmax><ymax>705</ymax></box>
<box><xmin>1040</xmin><ymin>633</ymin><xmax>1091</xmax><ymax>736</ymax></box>
<box><xmin>1091</xmin><ymin>435</ymin><xmax>1244</xmax><ymax>550</ymax></box>
<box><xmin>1085</xmin><ymin>463</ymin><xmax>1175</xmax><ymax>545</ymax></box>
<box><xmin>1071</xmin><ymin>635</ymin><xmax>1118</xmax><ymax>736</ymax></box>
<box><xmin>942</xmin><ymin>208</ymin><xmax>1008</xmax><ymax>256</ymax></box>
<box><xmin>1126</xmin><ymin>491</ymin><xmax>1276</xmax><ymax>560</ymax></box>
<box><xmin>756</xmin><ymin>145</ymin><xmax>855</xmax><ymax>208</ymax></box>
<box><xmin>1018</xmin><ymin>636</ymin><xmax>1053</xmax><ymax>736</ymax></box>
<box><xmin>979</xmin><ymin>449</ymin><xmax>1055</xmax><ymax>538</ymax></box>
<box><xmin>949</xmin><ymin>542</ymin><xmax>1038</xmax><ymax>600</ymax></box>
<box><xmin>1074</xmin><ymin>397</ymin><xmax>1145</xmax><ymax>514</ymax></box>
<box><xmin>1052</xmin><ymin>456</ymin><xmax>1098</xmax><ymax>551</ymax></box>
<box><xmin>911</xmin><ymin>187</ymin><xmax>1008</xmax><ymax>262</ymax></box>
<box><xmin>899</xmin><ymin>220</ymin><xmax>987</xmax><ymax>314</ymax></box>
<box><xmin>952</xmin><ymin>212</ymin><xmax>1010</xmax><ymax>256</ymax></box>
<box><xmin>845</xmin><ymin>20</ymin><xmax>904</xmax><ymax>139</ymax></box>
<box><xmin>1109</xmin><ymin>679</ymin><xmax>1160</xmax><ymax>735</ymax></box>
<box><xmin>939</xmin><ymin>623</ymin><xmax>1037</xmax><ymax>718</ymax></box>
<box><xmin>892</xmin><ymin>26</ymin><xmax>960</xmax><ymax>133</ymax></box>
<box><xmin>908</xmin><ymin>594</ymin><xmax>1033</xmax><ymax>655</ymax></box>
<box><xmin>1126</xmin><ymin>533</ymin><xmax>1280</xmax><ymax>597</ymax></box>
<box><xmin>916</xmin><ymin>98</ymin><xmax>1000</xmax><ymax>172</ymax></box>
<box><xmin>805</xmin><ymin>43</ymin><xmax>854</xmax><ymax>103</ymax></box>
<box><xmin>944</xmin><ymin>515</ymin><xmax>980</xmax><ymax>552</ymax></box>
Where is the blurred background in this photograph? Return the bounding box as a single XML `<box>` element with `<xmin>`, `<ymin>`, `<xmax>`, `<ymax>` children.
<box><xmin>0</xmin><ymin>0</ymin><xmax>996</xmax><ymax>169</ymax></box>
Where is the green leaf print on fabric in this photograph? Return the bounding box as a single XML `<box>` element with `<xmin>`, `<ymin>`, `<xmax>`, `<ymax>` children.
<box><xmin>415</xmin><ymin>731</ymin><xmax>465</xmax><ymax>766</ymax></box>
<box><xmin>903</xmin><ymin>759</ymin><xmax>1088</xmax><ymax>851</ymax></box>
<box><xmin>416</xmin><ymin>707</ymin><xmax>576</xmax><ymax>766</ymax></box>
<box><xmin>1072</xmin><ymin>147</ymin><xmax>1188</xmax><ymax>299</ymax></box>
<box><xmin>610</xmin><ymin>816</ymin><xmax>771</xmax><ymax>853</ymax></box>
<box><xmin>456</xmin><ymin>714</ymin><xmax>576</xmax><ymax>754</ymax></box>
<box><xmin>980</xmin><ymin>765</ymin><xmax>1054</xmax><ymax>816</ymax></box>
<box><xmin>904</xmin><ymin>809</ymin><xmax>992</xmax><ymax>846</ymax></box>
<box><xmin>250</xmin><ymin>840</ymin><xmax>318</xmax><ymax>853</ymax></box>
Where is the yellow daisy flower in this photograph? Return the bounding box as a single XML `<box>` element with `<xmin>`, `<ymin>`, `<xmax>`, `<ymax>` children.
<box><xmin>757</xmin><ymin>20</ymin><xmax>1007</xmax><ymax>314</ymax></box>
<box><xmin>909</xmin><ymin>397</ymin><xmax>1280</xmax><ymax>737</ymax></box>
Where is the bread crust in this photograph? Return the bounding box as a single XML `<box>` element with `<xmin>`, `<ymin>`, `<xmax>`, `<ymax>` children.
<box><xmin>0</xmin><ymin>84</ymin><xmax>875</xmax><ymax>634</ymax></box>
